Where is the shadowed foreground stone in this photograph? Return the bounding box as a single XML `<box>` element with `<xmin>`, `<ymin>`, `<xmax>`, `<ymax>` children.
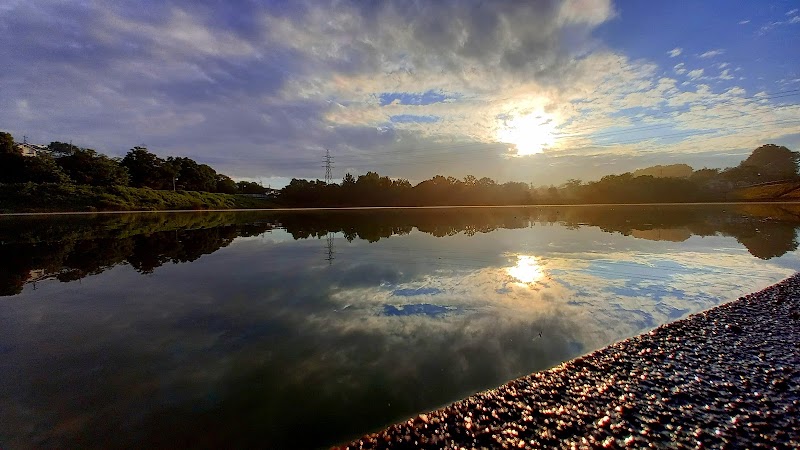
<box><xmin>338</xmin><ymin>275</ymin><xmax>800</xmax><ymax>449</ymax></box>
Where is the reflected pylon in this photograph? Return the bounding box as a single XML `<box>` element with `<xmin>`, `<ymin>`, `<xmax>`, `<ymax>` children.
<box><xmin>325</xmin><ymin>232</ymin><xmax>335</xmax><ymax>265</ymax></box>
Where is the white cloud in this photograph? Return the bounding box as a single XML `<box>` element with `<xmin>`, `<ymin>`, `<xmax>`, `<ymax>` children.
<box><xmin>687</xmin><ymin>68</ymin><xmax>705</xmax><ymax>79</ymax></box>
<box><xmin>738</xmin><ymin>19</ymin><xmax>750</xmax><ymax>25</ymax></box>
<box><xmin>760</xmin><ymin>13</ymin><xmax>800</xmax><ymax>34</ymax></box>
<box><xmin>667</xmin><ymin>47</ymin><xmax>683</xmax><ymax>58</ymax></box>
<box><xmin>787</xmin><ymin>8</ymin><xmax>799</xmax><ymax>16</ymax></box>
<box><xmin>698</xmin><ymin>49</ymin><xmax>725</xmax><ymax>59</ymax></box>
<box><xmin>718</xmin><ymin>69</ymin><xmax>734</xmax><ymax>80</ymax></box>
<box><xmin>673</xmin><ymin>63</ymin><xmax>687</xmax><ymax>75</ymax></box>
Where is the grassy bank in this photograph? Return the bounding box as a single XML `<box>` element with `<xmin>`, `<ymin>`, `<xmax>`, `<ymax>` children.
<box><xmin>0</xmin><ymin>183</ymin><xmax>275</xmax><ymax>213</ymax></box>
<box><xmin>732</xmin><ymin>180</ymin><xmax>800</xmax><ymax>201</ymax></box>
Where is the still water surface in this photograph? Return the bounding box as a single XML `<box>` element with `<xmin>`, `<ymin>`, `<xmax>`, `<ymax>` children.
<box><xmin>2</xmin><ymin>204</ymin><xmax>800</xmax><ymax>448</ymax></box>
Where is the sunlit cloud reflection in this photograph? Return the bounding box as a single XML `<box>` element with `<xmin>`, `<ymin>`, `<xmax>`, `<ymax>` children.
<box><xmin>507</xmin><ymin>254</ymin><xmax>546</xmax><ymax>285</ymax></box>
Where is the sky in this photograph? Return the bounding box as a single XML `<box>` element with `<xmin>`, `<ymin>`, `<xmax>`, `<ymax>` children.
<box><xmin>1</xmin><ymin>0</ymin><xmax>799</xmax><ymax>187</ymax></box>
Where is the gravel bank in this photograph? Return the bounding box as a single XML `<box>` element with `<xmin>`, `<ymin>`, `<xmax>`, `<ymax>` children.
<box><xmin>339</xmin><ymin>275</ymin><xmax>800</xmax><ymax>449</ymax></box>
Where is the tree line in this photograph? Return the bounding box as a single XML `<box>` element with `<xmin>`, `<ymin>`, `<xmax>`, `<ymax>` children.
<box><xmin>3</xmin><ymin>130</ymin><xmax>798</xmax><ymax>206</ymax></box>
<box><xmin>280</xmin><ymin>144</ymin><xmax>800</xmax><ymax>206</ymax></box>
<box><xmin>0</xmin><ymin>132</ymin><xmax>267</xmax><ymax>194</ymax></box>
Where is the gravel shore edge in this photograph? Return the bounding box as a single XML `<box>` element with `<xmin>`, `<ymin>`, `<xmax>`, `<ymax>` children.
<box><xmin>338</xmin><ymin>274</ymin><xmax>800</xmax><ymax>449</ymax></box>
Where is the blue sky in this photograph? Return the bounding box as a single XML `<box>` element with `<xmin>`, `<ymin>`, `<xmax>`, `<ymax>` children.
<box><xmin>0</xmin><ymin>0</ymin><xmax>798</xmax><ymax>187</ymax></box>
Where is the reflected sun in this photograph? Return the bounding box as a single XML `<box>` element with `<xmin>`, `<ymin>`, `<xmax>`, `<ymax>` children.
<box><xmin>507</xmin><ymin>255</ymin><xmax>545</xmax><ymax>285</ymax></box>
<box><xmin>497</xmin><ymin>112</ymin><xmax>558</xmax><ymax>156</ymax></box>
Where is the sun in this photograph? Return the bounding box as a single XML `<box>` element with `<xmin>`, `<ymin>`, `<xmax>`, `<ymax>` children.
<box><xmin>507</xmin><ymin>255</ymin><xmax>545</xmax><ymax>285</ymax></box>
<box><xmin>496</xmin><ymin>112</ymin><xmax>558</xmax><ymax>156</ymax></box>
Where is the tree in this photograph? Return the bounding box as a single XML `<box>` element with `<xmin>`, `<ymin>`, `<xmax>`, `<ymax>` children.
<box><xmin>632</xmin><ymin>164</ymin><xmax>693</xmax><ymax>178</ymax></box>
<box><xmin>167</xmin><ymin>157</ymin><xmax>218</xmax><ymax>192</ymax></box>
<box><xmin>737</xmin><ymin>144</ymin><xmax>799</xmax><ymax>182</ymax></box>
<box><xmin>47</xmin><ymin>141</ymin><xmax>75</xmax><ymax>157</ymax></box>
<box><xmin>561</xmin><ymin>179</ymin><xmax>584</xmax><ymax>202</ymax></box>
<box><xmin>0</xmin><ymin>132</ymin><xmax>17</xmax><ymax>155</ymax></box>
<box><xmin>215</xmin><ymin>174</ymin><xmax>238</xmax><ymax>194</ymax></box>
<box><xmin>121</xmin><ymin>147</ymin><xmax>168</xmax><ymax>189</ymax></box>
<box><xmin>0</xmin><ymin>153</ymin><xmax>70</xmax><ymax>184</ymax></box>
<box><xmin>162</xmin><ymin>158</ymin><xmax>181</xmax><ymax>191</ymax></box>
<box><xmin>56</xmin><ymin>148</ymin><xmax>129</xmax><ymax>186</ymax></box>
<box><xmin>237</xmin><ymin>181</ymin><xmax>267</xmax><ymax>194</ymax></box>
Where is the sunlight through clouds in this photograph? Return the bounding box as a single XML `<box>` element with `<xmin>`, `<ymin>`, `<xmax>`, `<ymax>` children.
<box><xmin>0</xmin><ymin>1</ymin><xmax>798</xmax><ymax>185</ymax></box>
<box><xmin>497</xmin><ymin>113</ymin><xmax>559</xmax><ymax>156</ymax></box>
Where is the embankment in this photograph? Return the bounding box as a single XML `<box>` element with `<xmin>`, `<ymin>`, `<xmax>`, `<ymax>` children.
<box><xmin>0</xmin><ymin>183</ymin><xmax>274</xmax><ymax>213</ymax></box>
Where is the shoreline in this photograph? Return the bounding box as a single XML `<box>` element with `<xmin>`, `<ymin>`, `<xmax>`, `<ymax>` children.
<box><xmin>2</xmin><ymin>200</ymin><xmax>799</xmax><ymax>217</ymax></box>
<box><xmin>338</xmin><ymin>275</ymin><xmax>800</xmax><ymax>449</ymax></box>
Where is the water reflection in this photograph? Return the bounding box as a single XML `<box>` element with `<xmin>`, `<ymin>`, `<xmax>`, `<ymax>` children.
<box><xmin>507</xmin><ymin>255</ymin><xmax>546</xmax><ymax>285</ymax></box>
<box><xmin>2</xmin><ymin>205</ymin><xmax>799</xmax><ymax>296</ymax></box>
<box><xmin>1</xmin><ymin>205</ymin><xmax>800</xmax><ymax>448</ymax></box>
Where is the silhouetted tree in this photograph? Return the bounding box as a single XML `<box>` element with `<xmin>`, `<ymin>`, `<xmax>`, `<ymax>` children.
<box><xmin>57</xmin><ymin>148</ymin><xmax>129</xmax><ymax>186</ymax></box>
<box><xmin>0</xmin><ymin>153</ymin><xmax>70</xmax><ymax>184</ymax></box>
<box><xmin>738</xmin><ymin>144</ymin><xmax>799</xmax><ymax>182</ymax></box>
<box><xmin>216</xmin><ymin>174</ymin><xmax>238</xmax><ymax>194</ymax></box>
<box><xmin>47</xmin><ymin>141</ymin><xmax>75</xmax><ymax>157</ymax></box>
<box><xmin>237</xmin><ymin>181</ymin><xmax>267</xmax><ymax>194</ymax></box>
<box><xmin>121</xmin><ymin>147</ymin><xmax>168</xmax><ymax>189</ymax></box>
<box><xmin>633</xmin><ymin>164</ymin><xmax>693</xmax><ymax>178</ymax></box>
<box><xmin>0</xmin><ymin>132</ymin><xmax>17</xmax><ymax>155</ymax></box>
<box><xmin>168</xmin><ymin>157</ymin><xmax>218</xmax><ymax>191</ymax></box>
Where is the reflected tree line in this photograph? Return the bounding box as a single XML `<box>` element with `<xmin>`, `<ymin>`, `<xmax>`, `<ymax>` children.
<box><xmin>2</xmin><ymin>204</ymin><xmax>799</xmax><ymax>296</ymax></box>
<box><xmin>271</xmin><ymin>205</ymin><xmax>800</xmax><ymax>260</ymax></box>
<box><xmin>0</xmin><ymin>213</ymin><xmax>274</xmax><ymax>296</ymax></box>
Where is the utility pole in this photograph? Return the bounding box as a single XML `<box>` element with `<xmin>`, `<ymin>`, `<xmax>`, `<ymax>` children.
<box><xmin>323</xmin><ymin>148</ymin><xmax>334</xmax><ymax>184</ymax></box>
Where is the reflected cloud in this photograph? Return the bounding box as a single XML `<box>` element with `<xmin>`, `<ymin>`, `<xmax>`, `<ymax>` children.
<box><xmin>392</xmin><ymin>287</ymin><xmax>443</xmax><ymax>296</ymax></box>
<box><xmin>382</xmin><ymin>304</ymin><xmax>459</xmax><ymax>317</ymax></box>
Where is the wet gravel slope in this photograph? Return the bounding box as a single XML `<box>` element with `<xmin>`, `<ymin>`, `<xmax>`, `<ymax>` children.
<box><xmin>339</xmin><ymin>274</ymin><xmax>800</xmax><ymax>449</ymax></box>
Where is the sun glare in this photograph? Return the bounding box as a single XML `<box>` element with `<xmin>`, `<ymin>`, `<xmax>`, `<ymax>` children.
<box><xmin>497</xmin><ymin>112</ymin><xmax>558</xmax><ymax>156</ymax></box>
<box><xmin>507</xmin><ymin>255</ymin><xmax>545</xmax><ymax>285</ymax></box>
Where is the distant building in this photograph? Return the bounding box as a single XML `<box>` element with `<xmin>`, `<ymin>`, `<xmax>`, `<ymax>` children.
<box><xmin>15</xmin><ymin>142</ymin><xmax>48</xmax><ymax>157</ymax></box>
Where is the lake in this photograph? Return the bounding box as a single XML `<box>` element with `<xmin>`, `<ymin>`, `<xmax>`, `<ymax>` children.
<box><xmin>2</xmin><ymin>204</ymin><xmax>800</xmax><ymax>448</ymax></box>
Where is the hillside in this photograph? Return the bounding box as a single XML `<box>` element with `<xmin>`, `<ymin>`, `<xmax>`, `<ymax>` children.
<box><xmin>732</xmin><ymin>180</ymin><xmax>800</xmax><ymax>201</ymax></box>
